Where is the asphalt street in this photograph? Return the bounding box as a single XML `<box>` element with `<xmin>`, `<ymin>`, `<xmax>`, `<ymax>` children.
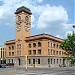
<box><xmin>0</xmin><ymin>66</ymin><xmax>75</xmax><ymax>75</ymax></box>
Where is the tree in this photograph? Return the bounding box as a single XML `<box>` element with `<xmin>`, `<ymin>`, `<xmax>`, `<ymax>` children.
<box><xmin>61</xmin><ymin>33</ymin><xmax>75</xmax><ymax>66</ymax></box>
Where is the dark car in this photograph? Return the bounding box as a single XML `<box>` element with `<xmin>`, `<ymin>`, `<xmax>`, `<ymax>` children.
<box><xmin>0</xmin><ymin>64</ymin><xmax>2</xmax><ymax>68</ymax></box>
<box><xmin>0</xmin><ymin>64</ymin><xmax>6</xmax><ymax>68</ymax></box>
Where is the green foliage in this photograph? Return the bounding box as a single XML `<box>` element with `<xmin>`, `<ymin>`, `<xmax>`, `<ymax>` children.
<box><xmin>61</xmin><ymin>33</ymin><xmax>75</xmax><ymax>66</ymax></box>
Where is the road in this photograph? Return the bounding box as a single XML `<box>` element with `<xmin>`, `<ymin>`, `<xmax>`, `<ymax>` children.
<box><xmin>0</xmin><ymin>66</ymin><xmax>75</xmax><ymax>75</ymax></box>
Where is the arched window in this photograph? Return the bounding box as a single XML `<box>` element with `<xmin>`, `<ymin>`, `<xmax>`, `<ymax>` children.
<box><xmin>38</xmin><ymin>42</ymin><xmax>41</xmax><ymax>47</ymax></box>
<box><xmin>57</xmin><ymin>44</ymin><xmax>58</xmax><ymax>48</ymax></box>
<box><xmin>9</xmin><ymin>46</ymin><xmax>11</xmax><ymax>50</ymax></box>
<box><xmin>48</xmin><ymin>42</ymin><xmax>50</xmax><ymax>47</ymax></box>
<box><xmin>53</xmin><ymin>44</ymin><xmax>55</xmax><ymax>48</ymax></box>
<box><xmin>29</xmin><ymin>44</ymin><xmax>32</xmax><ymax>48</ymax></box>
<box><xmin>51</xmin><ymin>43</ymin><xmax>52</xmax><ymax>47</ymax></box>
<box><xmin>33</xmin><ymin>43</ymin><xmax>36</xmax><ymax>47</ymax></box>
<box><xmin>12</xmin><ymin>46</ymin><xmax>14</xmax><ymax>50</ymax></box>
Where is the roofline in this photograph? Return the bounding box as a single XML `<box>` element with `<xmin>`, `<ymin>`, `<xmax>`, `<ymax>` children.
<box><xmin>25</xmin><ymin>33</ymin><xmax>63</xmax><ymax>42</ymax></box>
<box><xmin>5</xmin><ymin>39</ymin><xmax>15</xmax><ymax>42</ymax></box>
<box><xmin>26</xmin><ymin>33</ymin><xmax>63</xmax><ymax>40</ymax></box>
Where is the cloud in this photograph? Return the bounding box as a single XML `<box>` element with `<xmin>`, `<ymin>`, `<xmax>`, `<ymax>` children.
<box><xmin>0</xmin><ymin>0</ymin><xmax>73</xmax><ymax>39</ymax></box>
<box><xmin>37</xmin><ymin>6</ymin><xmax>68</xmax><ymax>30</ymax></box>
<box><xmin>36</xmin><ymin>0</ymin><xmax>43</xmax><ymax>3</ymax></box>
<box><xmin>55</xmin><ymin>35</ymin><xmax>64</xmax><ymax>39</ymax></box>
<box><xmin>0</xmin><ymin>0</ymin><xmax>4</xmax><ymax>6</ymax></box>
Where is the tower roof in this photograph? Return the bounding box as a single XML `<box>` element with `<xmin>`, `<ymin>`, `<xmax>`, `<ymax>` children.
<box><xmin>15</xmin><ymin>6</ymin><xmax>32</xmax><ymax>14</ymax></box>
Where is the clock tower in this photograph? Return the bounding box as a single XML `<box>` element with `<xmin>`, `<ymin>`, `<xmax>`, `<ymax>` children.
<box><xmin>15</xmin><ymin>6</ymin><xmax>32</xmax><ymax>59</ymax></box>
<box><xmin>15</xmin><ymin>6</ymin><xmax>32</xmax><ymax>39</ymax></box>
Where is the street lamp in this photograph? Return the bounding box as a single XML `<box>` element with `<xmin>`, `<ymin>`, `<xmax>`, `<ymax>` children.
<box><xmin>73</xmin><ymin>25</ymin><xmax>75</xmax><ymax>34</ymax></box>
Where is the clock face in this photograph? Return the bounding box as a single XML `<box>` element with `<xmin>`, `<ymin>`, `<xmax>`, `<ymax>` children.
<box><xmin>24</xmin><ymin>26</ymin><xmax>30</xmax><ymax>31</ymax></box>
<box><xmin>17</xmin><ymin>16</ymin><xmax>21</xmax><ymax>25</ymax></box>
<box><xmin>25</xmin><ymin>16</ymin><xmax>29</xmax><ymax>25</ymax></box>
<box><xmin>18</xmin><ymin>16</ymin><xmax>21</xmax><ymax>21</ymax></box>
<box><xmin>16</xmin><ymin>26</ymin><xmax>21</xmax><ymax>31</ymax></box>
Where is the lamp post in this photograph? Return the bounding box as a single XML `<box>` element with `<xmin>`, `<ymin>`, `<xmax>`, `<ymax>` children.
<box><xmin>73</xmin><ymin>25</ymin><xmax>75</xmax><ymax>34</ymax></box>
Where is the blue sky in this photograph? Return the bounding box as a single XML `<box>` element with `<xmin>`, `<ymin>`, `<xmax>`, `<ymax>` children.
<box><xmin>0</xmin><ymin>0</ymin><xmax>74</xmax><ymax>46</ymax></box>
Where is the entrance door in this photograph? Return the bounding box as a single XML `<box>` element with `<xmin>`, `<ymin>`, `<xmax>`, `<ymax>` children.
<box><xmin>18</xmin><ymin>58</ymin><xmax>21</xmax><ymax>65</ymax></box>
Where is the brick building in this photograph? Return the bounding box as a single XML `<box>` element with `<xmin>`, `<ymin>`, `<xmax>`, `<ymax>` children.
<box><xmin>5</xmin><ymin>6</ymin><xmax>68</xmax><ymax>67</ymax></box>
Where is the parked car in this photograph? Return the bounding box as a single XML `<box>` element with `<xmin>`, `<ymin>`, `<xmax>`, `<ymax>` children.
<box><xmin>6</xmin><ymin>63</ymin><xmax>14</xmax><ymax>66</ymax></box>
<box><xmin>59</xmin><ymin>64</ymin><xmax>66</xmax><ymax>67</ymax></box>
<box><xmin>0</xmin><ymin>64</ymin><xmax>6</xmax><ymax>68</ymax></box>
<box><xmin>0</xmin><ymin>64</ymin><xmax>2</xmax><ymax>68</ymax></box>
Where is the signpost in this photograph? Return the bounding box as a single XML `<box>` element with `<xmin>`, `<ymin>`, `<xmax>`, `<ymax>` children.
<box><xmin>26</xmin><ymin>55</ymin><xmax>28</xmax><ymax>70</ymax></box>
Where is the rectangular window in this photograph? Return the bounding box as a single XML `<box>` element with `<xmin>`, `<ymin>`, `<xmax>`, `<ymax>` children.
<box><xmin>8</xmin><ymin>59</ymin><xmax>10</xmax><ymax>63</ymax></box>
<box><xmin>51</xmin><ymin>59</ymin><xmax>52</xmax><ymax>64</ymax></box>
<box><xmin>57</xmin><ymin>59</ymin><xmax>58</xmax><ymax>64</ymax></box>
<box><xmin>12</xmin><ymin>52</ymin><xmax>14</xmax><ymax>56</ymax></box>
<box><xmin>28</xmin><ymin>59</ymin><xmax>31</xmax><ymax>64</ymax></box>
<box><xmin>19</xmin><ymin>50</ymin><xmax>21</xmax><ymax>55</ymax></box>
<box><xmin>9</xmin><ymin>52</ymin><xmax>11</xmax><ymax>56</ymax></box>
<box><xmin>59</xmin><ymin>51</ymin><xmax>61</xmax><ymax>55</ymax></box>
<box><xmin>53</xmin><ymin>50</ymin><xmax>55</xmax><ymax>55</ymax></box>
<box><xmin>28</xmin><ymin>50</ymin><xmax>32</xmax><ymax>55</ymax></box>
<box><xmin>48</xmin><ymin>58</ymin><xmax>50</xmax><ymax>64</ymax></box>
<box><xmin>3</xmin><ymin>50</ymin><xmax>4</xmax><ymax>58</ymax></box>
<box><xmin>1</xmin><ymin>50</ymin><xmax>2</xmax><ymax>58</ymax></box>
<box><xmin>56</xmin><ymin>51</ymin><xmax>58</xmax><ymax>55</ymax></box>
<box><xmin>33</xmin><ymin>50</ymin><xmax>36</xmax><ymax>55</ymax></box>
<box><xmin>54</xmin><ymin>59</ymin><xmax>55</xmax><ymax>64</ymax></box>
<box><xmin>17</xmin><ymin>50</ymin><xmax>21</xmax><ymax>55</ymax></box>
<box><xmin>17</xmin><ymin>51</ymin><xmax>18</xmax><ymax>55</ymax></box>
<box><xmin>48</xmin><ymin>49</ymin><xmax>50</xmax><ymax>55</ymax></box>
<box><xmin>38</xmin><ymin>49</ymin><xmax>41</xmax><ymax>54</ymax></box>
<box><xmin>12</xmin><ymin>59</ymin><xmax>13</xmax><ymax>63</ymax></box>
<box><xmin>62</xmin><ymin>51</ymin><xmax>64</xmax><ymax>55</ymax></box>
<box><xmin>60</xmin><ymin>59</ymin><xmax>61</xmax><ymax>63</ymax></box>
<box><xmin>51</xmin><ymin>50</ymin><xmax>52</xmax><ymax>55</ymax></box>
<box><xmin>33</xmin><ymin>59</ymin><xmax>35</xmax><ymax>64</ymax></box>
<box><xmin>38</xmin><ymin>59</ymin><xmax>40</xmax><ymax>64</ymax></box>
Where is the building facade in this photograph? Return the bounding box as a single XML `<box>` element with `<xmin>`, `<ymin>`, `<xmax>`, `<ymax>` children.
<box><xmin>0</xmin><ymin>46</ymin><xmax>6</xmax><ymax>64</ymax></box>
<box><xmin>5</xmin><ymin>6</ymin><xmax>68</xmax><ymax>67</ymax></box>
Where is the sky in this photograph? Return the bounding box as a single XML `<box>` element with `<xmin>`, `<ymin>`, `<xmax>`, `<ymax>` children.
<box><xmin>0</xmin><ymin>0</ymin><xmax>74</xmax><ymax>46</ymax></box>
